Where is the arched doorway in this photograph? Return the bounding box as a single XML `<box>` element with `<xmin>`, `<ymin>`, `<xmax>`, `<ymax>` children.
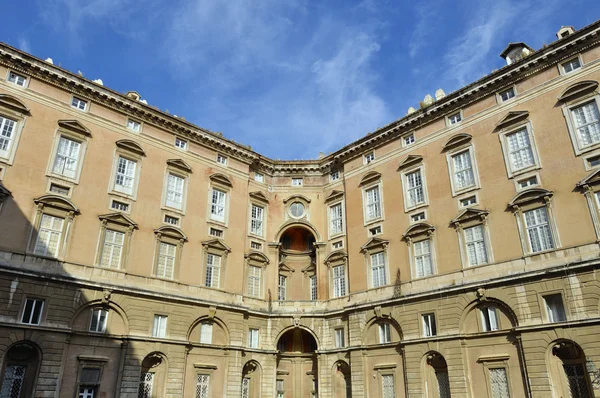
<box><xmin>424</xmin><ymin>352</ymin><xmax>451</xmax><ymax>398</ymax></box>
<box><xmin>276</xmin><ymin>328</ymin><xmax>318</xmax><ymax>397</ymax></box>
<box><xmin>0</xmin><ymin>341</ymin><xmax>41</xmax><ymax>398</ymax></box>
<box><xmin>548</xmin><ymin>340</ymin><xmax>592</xmax><ymax>398</ymax></box>
<box><xmin>332</xmin><ymin>361</ymin><xmax>351</xmax><ymax>398</ymax></box>
<box><xmin>278</xmin><ymin>226</ymin><xmax>317</xmax><ymax>301</ymax></box>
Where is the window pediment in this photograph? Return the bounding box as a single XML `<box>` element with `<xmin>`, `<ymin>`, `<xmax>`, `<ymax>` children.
<box><xmin>33</xmin><ymin>194</ymin><xmax>79</xmax><ymax>214</ymax></box>
<box><xmin>451</xmin><ymin>208</ymin><xmax>489</xmax><ymax>225</ymax></box>
<box><xmin>283</xmin><ymin>194</ymin><xmax>311</xmax><ymax>204</ymax></box>
<box><xmin>249</xmin><ymin>191</ymin><xmax>269</xmax><ymax>203</ymax></box>
<box><xmin>360</xmin><ymin>237</ymin><xmax>389</xmax><ymax>253</ymax></box>
<box><xmin>301</xmin><ymin>262</ymin><xmax>316</xmax><ymax>274</ymax></box>
<box><xmin>359</xmin><ymin>171</ymin><xmax>382</xmax><ymax>187</ymax></box>
<box><xmin>443</xmin><ymin>134</ymin><xmax>472</xmax><ymax>151</ymax></box>
<box><xmin>57</xmin><ymin>120</ymin><xmax>92</xmax><ymax>137</ymax></box>
<box><xmin>558</xmin><ymin>80</ymin><xmax>598</xmax><ymax>101</ymax></box>
<box><xmin>116</xmin><ymin>139</ymin><xmax>146</xmax><ymax>157</ymax></box>
<box><xmin>209</xmin><ymin>173</ymin><xmax>232</xmax><ymax>187</ymax></box>
<box><xmin>324</xmin><ymin>250</ymin><xmax>347</xmax><ymax>266</ymax></box>
<box><xmin>508</xmin><ymin>188</ymin><xmax>553</xmax><ymax>208</ymax></box>
<box><xmin>201</xmin><ymin>238</ymin><xmax>231</xmax><ymax>253</ymax></box>
<box><xmin>279</xmin><ymin>262</ymin><xmax>295</xmax><ymax>274</ymax></box>
<box><xmin>325</xmin><ymin>190</ymin><xmax>344</xmax><ymax>203</ymax></box>
<box><xmin>154</xmin><ymin>225</ymin><xmax>187</xmax><ymax>241</ymax></box>
<box><xmin>0</xmin><ymin>94</ymin><xmax>30</xmax><ymax>114</ymax></box>
<box><xmin>402</xmin><ymin>222</ymin><xmax>435</xmax><ymax>241</ymax></box>
<box><xmin>98</xmin><ymin>213</ymin><xmax>138</xmax><ymax>229</ymax></box>
<box><xmin>167</xmin><ymin>159</ymin><xmax>193</xmax><ymax>173</ymax></box>
<box><xmin>495</xmin><ymin>111</ymin><xmax>529</xmax><ymax>129</ymax></box>
<box><xmin>397</xmin><ymin>155</ymin><xmax>423</xmax><ymax>172</ymax></box>
<box><xmin>245</xmin><ymin>251</ymin><xmax>269</xmax><ymax>265</ymax></box>
<box><xmin>577</xmin><ymin>168</ymin><xmax>600</xmax><ymax>189</ymax></box>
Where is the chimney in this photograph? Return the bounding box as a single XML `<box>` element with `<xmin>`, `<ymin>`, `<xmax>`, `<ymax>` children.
<box><xmin>556</xmin><ymin>26</ymin><xmax>575</xmax><ymax>39</ymax></box>
<box><xmin>500</xmin><ymin>42</ymin><xmax>534</xmax><ymax>65</ymax></box>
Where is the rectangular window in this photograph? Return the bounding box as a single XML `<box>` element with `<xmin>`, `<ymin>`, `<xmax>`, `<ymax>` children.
<box><xmin>111</xmin><ymin>200</ymin><xmax>129</xmax><ymax>212</ymax></box>
<box><xmin>78</xmin><ymin>367</ymin><xmax>101</xmax><ymax>398</ymax></box>
<box><xmin>21</xmin><ymin>298</ymin><xmax>44</xmax><ymax>325</ymax></box>
<box><xmin>34</xmin><ymin>214</ymin><xmax>64</xmax><ymax>257</ymax></box>
<box><xmin>480</xmin><ymin>306</ymin><xmax>499</xmax><ymax>331</ymax></box>
<box><xmin>334</xmin><ymin>328</ymin><xmax>345</xmax><ymax>348</ymax></box>
<box><xmin>310</xmin><ymin>275</ymin><xmax>317</xmax><ymax>300</ymax></box>
<box><xmin>1</xmin><ymin>365</ymin><xmax>26</xmax><ymax>398</ymax></box>
<box><xmin>364</xmin><ymin>152</ymin><xmax>375</xmax><ymax>164</ymax></box>
<box><xmin>114</xmin><ymin>156</ymin><xmax>137</xmax><ymax>195</ymax></box>
<box><xmin>210</xmin><ymin>189</ymin><xmax>226</xmax><ymax>222</ymax></box>
<box><xmin>250</xmin><ymin>204</ymin><xmax>264</xmax><ymax>236</ymax></box>
<box><xmin>89</xmin><ymin>309</ymin><xmax>108</xmax><ymax>333</ymax></box>
<box><xmin>196</xmin><ymin>374</ymin><xmax>210</xmax><ymax>398</ymax></box>
<box><xmin>460</xmin><ymin>195</ymin><xmax>477</xmax><ymax>208</ymax></box>
<box><xmin>518</xmin><ymin>176</ymin><xmax>538</xmax><ymax>189</ymax></box>
<box><xmin>242</xmin><ymin>378</ymin><xmax>250</xmax><ymax>398</ymax></box>
<box><xmin>152</xmin><ymin>315</ymin><xmax>167</xmax><ymax>338</ymax></box>
<box><xmin>247</xmin><ymin>265</ymin><xmax>261</xmax><ymax>297</ymax></box>
<box><xmin>156</xmin><ymin>242</ymin><xmax>176</xmax><ymax>279</ymax></box>
<box><xmin>332</xmin><ymin>241</ymin><xmax>343</xmax><ymax>249</ymax></box>
<box><xmin>464</xmin><ymin>225</ymin><xmax>488</xmax><ymax>266</ymax></box>
<box><xmin>205</xmin><ymin>254</ymin><xmax>221</xmax><ymax>288</ymax></box>
<box><xmin>587</xmin><ymin>155</ymin><xmax>600</xmax><ymax>168</ymax></box>
<box><xmin>292</xmin><ymin>178</ymin><xmax>303</xmax><ymax>186</ymax></box>
<box><xmin>175</xmin><ymin>137</ymin><xmax>187</xmax><ymax>150</ymax></box>
<box><xmin>562</xmin><ymin>57</ymin><xmax>582</xmax><ymax>73</ymax></box>
<box><xmin>330</xmin><ymin>203</ymin><xmax>343</xmax><ymax>235</ymax></box>
<box><xmin>403</xmin><ymin>133</ymin><xmax>415</xmax><ymax>147</ymax></box>
<box><xmin>276</xmin><ymin>380</ymin><xmax>284</xmax><ymax>398</ymax></box>
<box><xmin>330</xmin><ymin>170</ymin><xmax>340</xmax><ymax>181</ymax></box>
<box><xmin>100</xmin><ymin>229</ymin><xmax>125</xmax><ymax>269</ymax></box>
<box><xmin>488</xmin><ymin>368</ymin><xmax>510</xmax><ymax>398</ymax></box>
<box><xmin>405</xmin><ymin>169</ymin><xmax>425</xmax><ymax>208</ymax></box>
<box><xmin>452</xmin><ymin>150</ymin><xmax>475</xmax><ymax>190</ymax></box>
<box><xmin>127</xmin><ymin>119</ymin><xmax>141</xmax><ymax>132</ymax></box>
<box><xmin>209</xmin><ymin>227</ymin><xmax>223</xmax><ymax>238</ymax></box>
<box><xmin>422</xmin><ymin>313</ymin><xmax>437</xmax><ymax>337</ymax></box>
<box><xmin>332</xmin><ymin>265</ymin><xmax>346</xmax><ymax>298</ymax></box>
<box><xmin>49</xmin><ymin>183</ymin><xmax>70</xmax><ymax>196</ymax></box>
<box><xmin>411</xmin><ymin>212</ymin><xmax>426</xmax><ymax>222</ymax></box>
<box><xmin>52</xmin><ymin>136</ymin><xmax>81</xmax><ymax>179</ymax></box>
<box><xmin>200</xmin><ymin>323</ymin><xmax>213</xmax><ymax>344</ymax></box>
<box><xmin>524</xmin><ymin>207</ymin><xmax>554</xmax><ymax>253</ymax></box>
<box><xmin>370</xmin><ymin>252</ymin><xmax>387</xmax><ymax>288</ymax></box>
<box><xmin>414</xmin><ymin>239</ymin><xmax>433</xmax><ymax>278</ymax></box>
<box><xmin>544</xmin><ymin>294</ymin><xmax>567</xmax><ymax>323</ymax></box>
<box><xmin>166</xmin><ymin>174</ymin><xmax>185</xmax><ymax>209</ymax></box>
<box><xmin>254</xmin><ymin>172</ymin><xmax>264</xmax><ymax>183</ymax></box>
<box><xmin>498</xmin><ymin>87</ymin><xmax>516</xmax><ymax>102</ymax></box>
<box><xmin>250</xmin><ymin>241</ymin><xmax>262</xmax><ymax>250</ymax></box>
<box><xmin>164</xmin><ymin>215</ymin><xmax>179</xmax><ymax>225</ymax></box>
<box><xmin>571</xmin><ymin>100</ymin><xmax>600</xmax><ymax>148</ymax></box>
<box><xmin>216</xmin><ymin>154</ymin><xmax>227</xmax><ymax>165</ymax></box>
<box><xmin>138</xmin><ymin>372</ymin><xmax>154</xmax><ymax>398</ymax></box>
<box><xmin>278</xmin><ymin>275</ymin><xmax>286</xmax><ymax>301</ymax></box>
<box><xmin>365</xmin><ymin>186</ymin><xmax>382</xmax><ymax>220</ymax></box>
<box><xmin>248</xmin><ymin>328</ymin><xmax>259</xmax><ymax>348</ymax></box>
<box><xmin>369</xmin><ymin>225</ymin><xmax>382</xmax><ymax>236</ymax></box>
<box><xmin>382</xmin><ymin>375</ymin><xmax>395</xmax><ymax>397</ymax></box>
<box><xmin>0</xmin><ymin>116</ymin><xmax>17</xmax><ymax>159</ymax></box>
<box><xmin>506</xmin><ymin>128</ymin><xmax>535</xmax><ymax>172</ymax></box>
<box><xmin>8</xmin><ymin>71</ymin><xmax>27</xmax><ymax>87</ymax></box>
<box><xmin>447</xmin><ymin>111</ymin><xmax>462</xmax><ymax>125</ymax></box>
<box><xmin>71</xmin><ymin>97</ymin><xmax>88</xmax><ymax>111</ymax></box>
<box><xmin>378</xmin><ymin>323</ymin><xmax>391</xmax><ymax>344</ymax></box>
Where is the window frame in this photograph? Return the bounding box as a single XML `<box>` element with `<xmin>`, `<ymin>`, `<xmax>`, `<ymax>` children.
<box><xmin>498</xmin><ymin>121</ymin><xmax>541</xmax><ymax>178</ymax></box>
<box><xmin>174</xmin><ymin>137</ymin><xmax>187</xmax><ymax>150</ymax></box>
<box><xmin>126</xmin><ymin>118</ymin><xmax>142</xmax><ymax>133</ymax></box>
<box><xmin>402</xmin><ymin>132</ymin><xmax>415</xmax><ymax>147</ymax></box>
<box><xmin>200</xmin><ymin>322</ymin><xmax>213</xmax><ymax>344</ymax></box>
<box><xmin>421</xmin><ymin>312</ymin><xmax>437</xmax><ymax>337</ymax></box>
<box><xmin>369</xmin><ymin>250</ymin><xmax>388</xmax><ymax>289</ymax></box>
<box><xmin>204</xmin><ymin>253</ymin><xmax>222</xmax><ymax>289</ymax></box>
<box><xmin>248</xmin><ymin>203</ymin><xmax>265</xmax><ymax>238</ymax></box>
<box><xmin>497</xmin><ymin>85</ymin><xmax>517</xmax><ymax>103</ymax></box>
<box><xmin>254</xmin><ymin>172</ymin><xmax>264</xmax><ymax>183</ymax></box>
<box><xmin>6</xmin><ymin>70</ymin><xmax>28</xmax><ymax>88</ymax></box>
<box><xmin>514</xmin><ymin>172</ymin><xmax>541</xmax><ymax>192</ymax></box>
<box><xmin>362</xmin><ymin>181</ymin><xmax>384</xmax><ymax>225</ymax></box>
<box><xmin>216</xmin><ymin>154</ymin><xmax>228</xmax><ymax>165</ymax></box>
<box><xmin>401</xmin><ymin>165</ymin><xmax>429</xmax><ymax>212</ymax></box>
<box><xmin>153</xmin><ymin>227</ymin><xmax>186</xmax><ymax>281</ymax></box>
<box><xmin>484</xmin><ymin>364</ymin><xmax>513</xmax><ymax>398</ymax></box>
<box><xmin>559</xmin><ymin>54</ymin><xmax>583</xmax><ymax>75</ymax></box>
<box><xmin>378</xmin><ymin>322</ymin><xmax>391</xmax><ymax>344</ymax></box>
<box><xmin>46</xmin><ymin>130</ymin><xmax>89</xmax><ymax>184</ymax></box>
<box><xmin>89</xmin><ymin>308</ymin><xmax>109</xmax><ymax>333</ymax></box>
<box><xmin>363</xmin><ymin>151</ymin><xmax>375</xmax><ymax>164</ymax></box>
<box><xmin>331</xmin><ymin>263</ymin><xmax>347</xmax><ymax>298</ymax></box>
<box><xmin>108</xmin><ymin>150</ymin><xmax>143</xmax><ymax>200</ymax></box>
<box><xmin>162</xmin><ymin>171</ymin><xmax>188</xmax><ymax>214</ymax></box>
<box><xmin>20</xmin><ymin>297</ymin><xmax>45</xmax><ymax>325</ymax></box>
<box><xmin>562</xmin><ymin>93</ymin><xmax>600</xmax><ymax>156</ymax></box>
<box><xmin>523</xmin><ymin>206</ymin><xmax>557</xmax><ymax>254</ymax></box>
<box><xmin>410</xmin><ymin>237</ymin><xmax>435</xmax><ymax>279</ymax></box>
<box><xmin>479</xmin><ymin>305</ymin><xmax>500</xmax><ymax>332</ymax></box>
<box><xmin>446</xmin><ymin>145</ymin><xmax>481</xmax><ymax>197</ymax></box>
<box><xmin>446</xmin><ymin>110</ymin><xmax>463</xmax><ymax>126</ymax></box>
<box><xmin>291</xmin><ymin>177</ymin><xmax>303</xmax><ymax>187</ymax></box>
<box><xmin>152</xmin><ymin>314</ymin><xmax>168</xmax><ymax>338</ymax></box>
<box><xmin>542</xmin><ymin>292</ymin><xmax>568</xmax><ymax>323</ymax></box>
<box><xmin>0</xmin><ymin>96</ymin><xmax>28</xmax><ymax>166</ymax></box>
<box><xmin>70</xmin><ymin>96</ymin><xmax>89</xmax><ymax>112</ymax></box>
<box><xmin>328</xmin><ymin>201</ymin><xmax>345</xmax><ymax>239</ymax></box>
<box><xmin>510</xmin><ymin>191</ymin><xmax>561</xmax><ymax>256</ymax></box>
<box><xmin>334</xmin><ymin>327</ymin><xmax>345</xmax><ymax>348</ymax></box>
<box><xmin>330</xmin><ymin>170</ymin><xmax>340</xmax><ymax>181</ymax></box>
<box><xmin>248</xmin><ymin>328</ymin><xmax>260</xmax><ymax>349</ymax></box>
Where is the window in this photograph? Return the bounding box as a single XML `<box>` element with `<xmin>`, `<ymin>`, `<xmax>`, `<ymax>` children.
<box><xmin>248</xmin><ymin>328</ymin><xmax>259</xmax><ymax>348</ymax></box>
<box><xmin>0</xmin><ymin>116</ymin><xmax>17</xmax><ymax>160</ymax></box>
<box><xmin>292</xmin><ymin>178</ymin><xmax>303</xmax><ymax>186</ymax></box>
<box><xmin>254</xmin><ymin>172</ymin><xmax>264</xmax><ymax>183</ymax></box>
<box><xmin>278</xmin><ymin>275</ymin><xmax>286</xmax><ymax>300</ymax></box>
<box><xmin>205</xmin><ymin>254</ymin><xmax>221</xmax><ymax>288</ymax></box>
<box><xmin>164</xmin><ymin>215</ymin><xmax>179</xmax><ymax>225</ymax></box>
<box><xmin>111</xmin><ymin>200</ymin><xmax>129</xmax><ymax>212</ymax></box>
<box><xmin>0</xmin><ymin>365</ymin><xmax>26</xmax><ymax>397</ymax></box>
<box><xmin>276</xmin><ymin>380</ymin><xmax>285</xmax><ymax>398</ymax></box>
<box><xmin>89</xmin><ymin>309</ymin><xmax>108</xmax><ymax>333</ymax></box>
<box><xmin>332</xmin><ymin>241</ymin><xmax>343</xmax><ymax>249</ymax></box>
<box><xmin>113</xmin><ymin>157</ymin><xmax>137</xmax><ymax>195</ymax></box>
<box><xmin>200</xmin><ymin>322</ymin><xmax>213</xmax><ymax>344</ymax></box>
<box><xmin>364</xmin><ymin>152</ymin><xmax>375</xmax><ymax>164</ymax></box>
<box><xmin>422</xmin><ymin>313</ymin><xmax>437</xmax><ymax>337</ymax></box>
<box><xmin>71</xmin><ymin>97</ymin><xmax>88</xmax><ymax>111</ymax></box>
<box><xmin>404</xmin><ymin>169</ymin><xmax>425</xmax><ymax>208</ymax></box>
<box><xmin>403</xmin><ymin>132</ymin><xmax>415</xmax><ymax>147</ymax></box>
<box><xmin>33</xmin><ymin>214</ymin><xmax>64</xmax><ymax>257</ymax></box>
<box><xmin>7</xmin><ymin>71</ymin><xmax>27</xmax><ymax>87</ymax></box>
<box><xmin>544</xmin><ymin>293</ymin><xmax>567</xmax><ymax>323</ymax></box>
<box><xmin>517</xmin><ymin>176</ymin><xmax>538</xmax><ymax>189</ymax></box>
<box><xmin>332</xmin><ymin>265</ymin><xmax>346</xmax><ymax>298</ymax></box>
<box><xmin>378</xmin><ymin>323</ymin><xmax>391</xmax><ymax>343</ymax></box>
<box><xmin>498</xmin><ymin>87</ymin><xmax>516</xmax><ymax>102</ymax></box>
<box><xmin>52</xmin><ymin>136</ymin><xmax>81</xmax><ymax>179</ymax></box>
<box><xmin>334</xmin><ymin>328</ymin><xmax>345</xmax><ymax>348</ymax></box>
<box><xmin>330</xmin><ymin>170</ymin><xmax>340</xmax><ymax>181</ymax></box>
<box><xmin>587</xmin><ymin>155</ymin><xmax>600</xmax><ymax>168</ymax></box>
<box><xmin>309</xmin><ymin>275</ymin><xmax>317</xmax><ymax>300</ymax></box>
<box><xmin>196</xmin><ymin>374</ymin><xmax>210</xmax><ymax>398</ymax></box>
<box><xmin>488</xmin><ymin>368</ymin><xmax>510</xmax><ymax>398</ymax></box>
<box><xmin>49</xmin><ymin>183</ymin><xmax>70</xmax><ymax>196</ymax></box>
<box><xmin>289</xmin><ymin>201</ymin><xmax>305</xmax><ymax>218</ymax></box>
<box><xmin>156</xmin><ymin>242</ymin><xmax>176</xmax><ymax>279</ymax></box>
<box><xmin>411</xmin><ymin>212</ymin><xmax>426</xmax><ymax>223</ymax></box>
<box><xmin>21</xmin><ymin>298</ymin><xmax>44</xmax><ymax>325</ymax></box>
<box><xmin>413</xmin><ymin>239</ymin><xmax>433</xmax><ymax>278</ymax></box>
<box><xmin>330</xmin><ymin>203</ymin><xmax>343</xmax><ymax>235</ymax></box>
<box><xmin>365</xmin><ymin>186</ymin><xmax>382</xmax><ymax>221</ymax></box>
<box><xmin>166</xmin><ymin>174</ymin><xmax>185</xmax><ymax>210</ymax></box>
<box><xmin>152</xmin><ymin>315</ymin><xmax>167</xmax><ymax>338</ymax></box>
<box><xmin>562</xmin><ymin>57</ymin><xmax>582</xmax><ymax>74</ymax></box>
<box><xmin>447</xmin><ymin>111</ymin><xmax>462</xmax><ymax>125</ymax></box>
<box><xmin>451</xmin><ymin>150</ymin><xmax>476</xmax><ymax>191</ymax></box>
<box><xmin>370</xmin><ymin>252</ymin><xmax>386</xmax><ymax>288</ymax></box>
<box><xmin>241</xmin><ymin>377</ymin><xmax>250</xmax><ymax>398</ymax></box>
<box><xmin>570</xmin><ymin>100</ymin><xmax>600</xmax><ymax>149</ymax></box>
<box><xmin>480</xmin><ymin>306</ymin><xmax>499</xmax><ymax>331</ymax></box>
<box><xmin>78</xmin><ymin>367</ymin><xmax>101</xmax><ymax>398</ymax></box>
<box><xmin>100</xmin><ymin>229</ymin><xmax>124</xmax><ymax>269</ymax></box>
<box><xmin>250</xmin><ymin>241</ymin><xmax>262</xmax><ymax>250</ymax></box>
<box><xmin>127</xmin><ymin>119</ymin><xmax>141</xmax><ymax>132</ymax></box>
<box><xmin>175</xmin><ymin>137</ymin><xmax>187</xmax><ymax>150</ymax></box>
<box><xmin>210</xmin><ymin>189</ymin><xmax>226</xmax><ymax>222</ymax></box>
<box><xmin>250</xmin><ymin>204</ymin><xmax>264</xmax><ymax>236</ymax></box>
<box><xmin>216</xmin><ymin>154</ymin><xmax>227</xmax><ymax>165</ymax></box>
<box><xmin>247</xmin><ymin>265</ymin><xmax>261</xmax><ymax>297</ymax></box>
<box><xmin>382</xmin><ymin>374</ymin><xmax>395</xmax><ymax>398</ymax></box>
<box><xmin>464</xmin><ymin>225</ymin><xmax>489</xmax><ymax>266</ymax></box>
<box><xmin>139</xmin><ymin>372</ymin><xmax>154</xmax><ymax>398</ymax></box>
<box><xmin>524</xmin><ymin>207</ymin><xmax>554</xmax><ymax>253</ymax></box>
<box><xmin>209</xmin><ymin>227</ymin><xmax>223</xmax><ymax>238</ymax></box>
<box><xmin>505</xmin><ymin>128</ymin><xmax>536</xmax><ymax>173</ymax></box>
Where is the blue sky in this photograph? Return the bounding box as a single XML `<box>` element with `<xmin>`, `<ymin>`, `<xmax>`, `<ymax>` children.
<box><xmin>3</xmin><ymin>0</ymin><xmax>600</xmax><ymax>159</ymax></box>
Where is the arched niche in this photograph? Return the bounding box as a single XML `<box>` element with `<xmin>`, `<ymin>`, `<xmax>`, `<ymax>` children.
<box><xmin>187</xmin><ymin>316</ymin><xmax>229</xmax><ymax>346</ymax></box>
<box><xmin>363</xmin><ymin>317</ymin><xmax>402</xmax><ymax>345</ymax></box>
<box><xmin>275</xmin><ymin>328</ymin><xmax>319</xmax><ymax>397</ymax></box>
<box><xmin>547</xmin><ymin>340</ymin><xmax>593</xmax><ymax>398</ymax></box>
<box><xmin>0</xmin><ymin>341</ymin><xmax>42</xmax><ymax>398</ymax></box>
<box><xmin>138</xmin><ymin>352</ymin><xmax>168</xmax><ymax>398</ymax></box>
<box><xmin>460</xmin><ymin>298</ymin><xmax>518</xmax><ymax>333</ymax></box>
<box><xmin>332</xmin><ymin>360</ymin><xmax>351</xmax><ymax>398</ymax></box>
<box><xmin>422</xmin><ymin>351</ymin><xmax>451</xmax><ymax>398</ymax></box>
<box><xmin>71</xmin><ymin>300</ymin><xmax>129</xmax><ymax>335</ymax></box>
<box><xmin>241</xmin><ymin>360</ymin><xmax>262</xmax><ymax>398</ymax></box>
<box><xmin>276</xmin><ymin>328</ymin><xmax>318</xmax><ymax>353</ymax></box>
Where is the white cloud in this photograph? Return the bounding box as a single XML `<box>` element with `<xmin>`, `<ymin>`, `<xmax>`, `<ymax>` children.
<box><xmin>17</xmin><ymin>37</ymin><xmax>31</xmax><ymax>54</ymax></box>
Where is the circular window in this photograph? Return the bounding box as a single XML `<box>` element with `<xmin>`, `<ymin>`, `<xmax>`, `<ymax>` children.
<box><xmin>289</xmin><ymin>202</ymin><xmax>305</xmax><ymax>218</ymax></box>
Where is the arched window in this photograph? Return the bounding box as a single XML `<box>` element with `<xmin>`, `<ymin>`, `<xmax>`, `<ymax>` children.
<box><xmin>0</xmin><ymin>342</ymin><xmax>41</xmax><ymax>398</ymax></box>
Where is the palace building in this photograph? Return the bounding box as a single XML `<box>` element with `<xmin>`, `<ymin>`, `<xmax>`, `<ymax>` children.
<box><xmin>1</xmin><ymin>20</ymin><xmax>600</xmax><ymax>398</ymax></box>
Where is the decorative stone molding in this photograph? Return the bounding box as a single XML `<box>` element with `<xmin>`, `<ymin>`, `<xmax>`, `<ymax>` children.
<box><xmin>557</xmin><ymin>80</ymin><xmax>599</xmax><ymax>101</ymax></box>
<box><xmin>495</xmin><ymin>110</ymin><xmax>530</xmax><ymax>129</ymax></box>
<box><xmin>0</xmin><ymin>94</ymin><xmax>30</xmax><ymax>114</ymax></box>
<box><xmin>115</xmin><ymin>139</ymin><xmax>146</xmax><ymax>157</ymax></box>
<box><xmin>443</xmin><ymin>133</ymin><xmax>472</xmax><ymax>151</ymax></box>
<box><xmin>166</xmin><ymin>159</ymin><xmax>193</xmax><ymax>174</ymax></box>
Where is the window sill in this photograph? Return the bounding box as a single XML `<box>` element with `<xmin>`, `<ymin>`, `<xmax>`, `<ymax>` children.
<box><xmin>161</xmin><ymin>205</ymin><xmax>185</xmax><ymax>216</ymax></box>
<box><xmin>363</xmin><ymin>217</ymin><xmax>383</xmax><ymax>227</ymax></box>
<box><xmin>46</xmin><ymin>173</ymin><xmax>79</xmax><ymax>185</ymax></box>
<box><xmin>575</xmin><ymin>142</ymin><xmax>600</xmax><ymax>157</ymax></box>
<box><xmin>508</xmin><ymin>165</ymin><xmax>540</xmax><ymax>179</ymax></box>
<box><xmin>207</xmin><ymin>219</ymin><xmax>228</xmax><ymax>228</ymax></box>
<box><xmin>452</xmin><ymin>185</ymin><xmax>479</xmax><ymax>198</ymax></box>
<box><xmin>328</xmin><ymin>232</ymin><xmax>345</xmax><ymax>240</ymax></box>
<box><xmin>248</xmin><ymin>233</ymin><xmax>265</xmax><ymax>241</ymax></box>
<box><xmin>404</xmin><ymin>202</ymin><xmax>428</xmax><ymax>213</ymax></box>
<box><xmin>109</xmin><ymin>190</ymin><xmax>137</xmax><ymax>201</ymax></box>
